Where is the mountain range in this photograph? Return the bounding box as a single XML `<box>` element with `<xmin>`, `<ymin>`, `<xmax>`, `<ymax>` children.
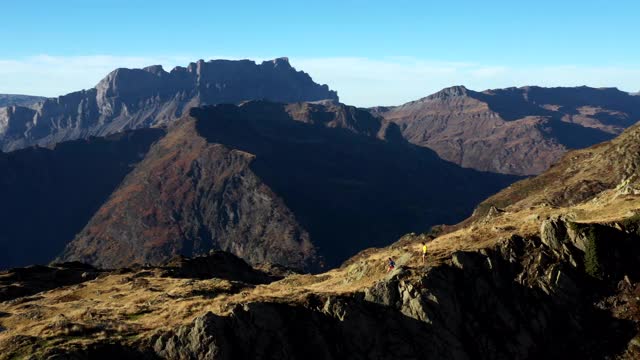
<box><xmin>2</xmin><ymin>58</ymin><xmax>640</xmax><ymax>272</ymax></box>
<box><xmin>375</xmin><ymin>85</ymin><xmax>640</xmax><ymax>175</ymax></box>
<box><xmin>0</xmin><ymin>58</ymin><xmax>337</xmax><ymax>152</ymax></box>
<box><xmin>1</xmin><ymin>94</ymin><xmax>639</xmax><ymax>359</ymax></box>
<box><xmin>3</xmin><ymin>59</ymin><xmax>638</xmax><ymax>178</ymax></box>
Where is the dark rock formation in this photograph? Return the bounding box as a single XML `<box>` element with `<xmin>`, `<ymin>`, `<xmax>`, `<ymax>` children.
<box><xmin>152</xmin><ymin>299</ymin><xmax>432</xmax><ymax>360</ymax></box>
<box><xmin>378</xmin><ymin>85</ymin><xmax>640</xmax><ymax>175</ymax></box>
<box><xmin>0</xmin><ymin>128</ymin><xmax>164</xmax><ymax>269</ymax></box>
<box><xmin>0</xmin><ymin>262</ymin><xmax>101</xmax><ymax>302</ymax></box>
<box><xmin>0</xmin><ymin>58</ymin><xmax>338</xmax><ymax>152</ymax></box>
<box><xmin>161</xmin><ymin>251</ymin><xmax>278</xmax><ymax>284</ymax></box>
<box><xmin>58</xmin><ymin>101</ymin><xmax>518</xmax><ymax>270</ymax></box>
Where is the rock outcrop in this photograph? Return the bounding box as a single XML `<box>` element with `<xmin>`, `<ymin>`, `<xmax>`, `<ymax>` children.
<box><xmin>0</xmin><ymin>58</ymin><xmax>338</xmax><ymax>152</ymax></box>
<box><xmin>377</xmin><ymin>85</ymin><xmax>640</xmax><ymax>175</ymax></box>
<box><xmin>0</xmin><ymin>262</ymin><xmax>101</xmax><ymax>302</ymax></box>
<box><xmin>161</xmin><ymin>251</ymin><xmax>279</xmax><ymax>284</ymax></box>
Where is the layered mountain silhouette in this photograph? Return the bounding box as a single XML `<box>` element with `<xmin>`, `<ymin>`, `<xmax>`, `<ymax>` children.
<box><xmin>3</xmin><ymin>58</ymin><xmax>637</xmax><ymax>272</ymax></box>
<box><xmin>57</xmin><ymin>101</ymin><xmax>517</xmax><ymax>270</ymax></box>
<box><xmin>0</xmin><ymin>58</ymin><xmax>337</xmax><ymax>152</ymax></box>
<box><xmin>376</xmin><ymin>85</ymin><xmax>640</xmax><ymax>175</ymax></box>
<box><xmin>0</xmin><ymin>94</ymin><xmax>46</xmax><ymax>108</ymax></box>
<box><xmin>3</xmin><ymin>105</ymin><xmax>640</xmax><ymax>359</ymax></box>
<box><xmin>0</xmin><ymin>129</ymin><xmax>164</xmax><ymax>269</ymax></box>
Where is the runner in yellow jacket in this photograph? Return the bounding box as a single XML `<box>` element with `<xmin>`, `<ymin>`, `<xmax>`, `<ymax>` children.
<box><xmin>422</xmin><ymin>241</ymin><xmax>427</xmax><ymax>264</ymax></box>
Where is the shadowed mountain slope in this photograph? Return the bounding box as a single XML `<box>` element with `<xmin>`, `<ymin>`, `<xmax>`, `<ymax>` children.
<box><xmin>59</xmin><ymin>101</ymin><xmax>518</xmax><ymax>270</ymax></box>
<box><xmin>0</xmin><ymin>129</ymin><xmax>164</xmax><ymax>269</ymax></box>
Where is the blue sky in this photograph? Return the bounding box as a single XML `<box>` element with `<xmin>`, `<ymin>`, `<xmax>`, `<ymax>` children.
<box><xmin>1</xmin><ymin>0</ymin><xmax>638</xmax><ymax>106</ymax></box>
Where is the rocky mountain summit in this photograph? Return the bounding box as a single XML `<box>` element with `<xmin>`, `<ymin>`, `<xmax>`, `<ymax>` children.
<box><xmin>377</xmin><ymin>85</ymin><xmax>640</xmax><ymax>175</ymax></box>
<box><xmin>57</xmin><ymin>100</ymin><xmax>517</xmax><ymax>271</ymax></box>
<box><xmin>0</xmin><ymin>58</ymin><xmax>337</xmax><ymax>152</ymax></box>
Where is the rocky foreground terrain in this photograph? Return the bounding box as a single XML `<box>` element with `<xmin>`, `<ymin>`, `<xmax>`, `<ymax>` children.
<box><xmin>1</xmin><ymin>112</ymin><xmax>639</xmax><ymax>359</ymax></box>
<box><xmin>376</xmin><ymin>85</ymin><xmax>640</xmax><ymax>175</ymax></box>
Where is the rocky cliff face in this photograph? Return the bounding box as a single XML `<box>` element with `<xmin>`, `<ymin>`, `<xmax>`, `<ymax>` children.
<box><xmin>151</xmin><ymin>227</ymin><xmax>640</xmax><ymax>359</ymax></box>
<box><xmin>0</xmin><ymin>58</ymin><xmax>338</xmax><ymax>152</ymax></box>
<box><xmin>378</xmin><ymin>85</ymin><xmax>640</xmax><ymax>175</ymax></box>
<box><xmin>0</xmin><ymin>129</ymin><xmax>164</xmax><ymax>269</ymax></box>
<box><xmin>58</xmin><ymin>101</ymin><xmax>518</xmax><ymax>270</ymax></box>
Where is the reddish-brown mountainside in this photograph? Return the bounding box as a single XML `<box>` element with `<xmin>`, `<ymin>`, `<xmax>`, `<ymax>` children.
<box><xmin>58</xmin><ymin>108</ymin><xmax>318</xmax><ymax>271</ymax></box>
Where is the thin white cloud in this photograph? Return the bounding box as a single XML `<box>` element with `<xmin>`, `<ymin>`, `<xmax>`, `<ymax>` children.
<box><xmin>0</xmin><ymin>55</ymin><xmax>638</xmax><ymax>107</ymax></box>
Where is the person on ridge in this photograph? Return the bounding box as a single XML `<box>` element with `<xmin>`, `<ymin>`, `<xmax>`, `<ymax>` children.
<box><xmin>387</xmin><ymin>257</ymin><xmax>396</xmax><ymax>273</ymax></box>
<box><xmin>422</xmin><ymin>241</ymin><xmax>428</xmax><ymax>264</ymax></box>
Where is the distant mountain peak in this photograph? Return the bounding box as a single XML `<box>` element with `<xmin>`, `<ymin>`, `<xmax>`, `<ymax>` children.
<box><xmin>142</xmin><ymin>64</ymin><xmax>167</xmax><ymax>76</ymax></box>
<box><xmin>424</xmin><ymin>85</ymin><xmax>472</xmax><ymax>100</ymax></box>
